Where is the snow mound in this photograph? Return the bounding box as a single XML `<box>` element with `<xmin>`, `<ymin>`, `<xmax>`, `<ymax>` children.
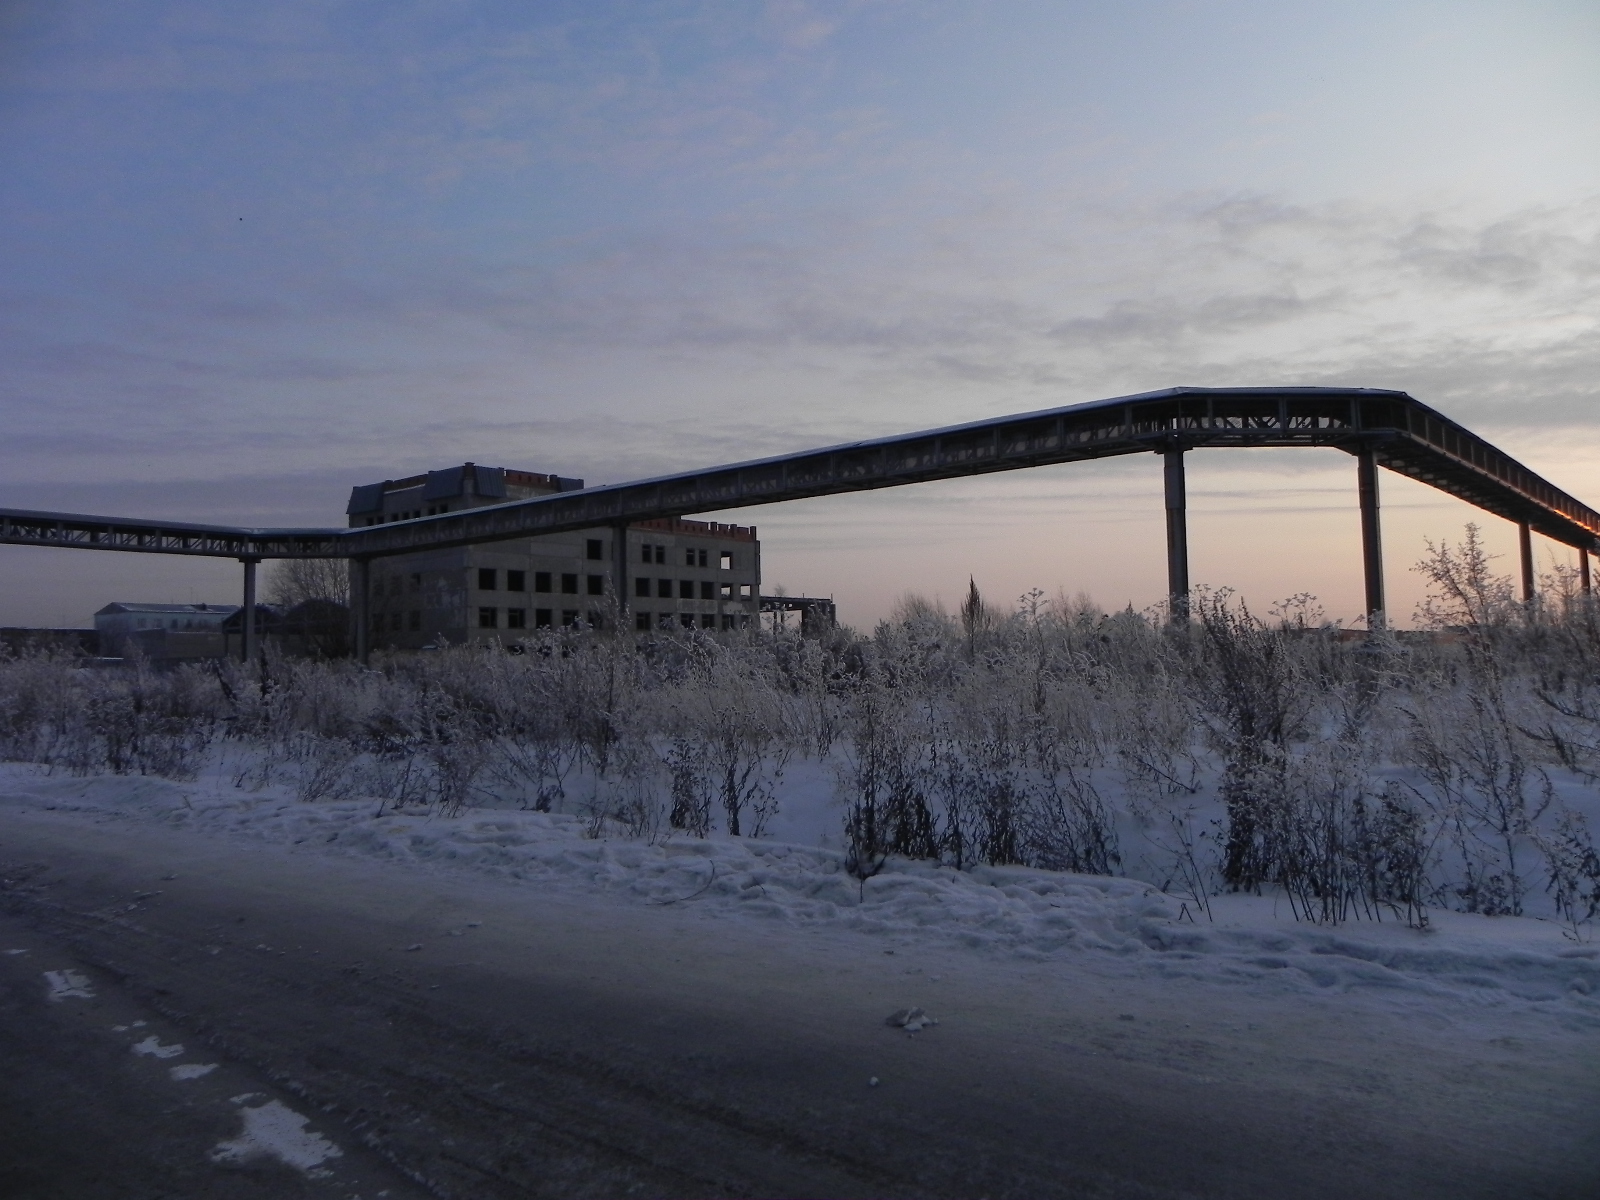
<box><xmin>4</xmin><ymin>764</ymin><xmax>1597</xmax><ymax>1015</ymax></box>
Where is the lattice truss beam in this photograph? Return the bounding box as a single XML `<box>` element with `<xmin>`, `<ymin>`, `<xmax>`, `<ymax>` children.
<box><xmin>3</xmin><ymin>388</ymin><xmax>1596</xmax><ymax>562</ymax></box>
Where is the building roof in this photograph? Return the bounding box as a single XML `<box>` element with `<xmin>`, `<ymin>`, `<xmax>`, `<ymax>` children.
<box><xmin>347</xmin><ymin>463</ymin><xmax>584</xmax><ymax>515</ymax></box>
<box><xmin>95</xmin><ymin>602</ymin><xmax>239</xmax><ymax>616</ymax></box>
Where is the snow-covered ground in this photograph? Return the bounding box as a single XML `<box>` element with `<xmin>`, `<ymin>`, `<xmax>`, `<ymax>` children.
<box><xmin>4</xmin><ymin>761</ymin><xmax>1594</xmax><ymax>1024</ymax></box>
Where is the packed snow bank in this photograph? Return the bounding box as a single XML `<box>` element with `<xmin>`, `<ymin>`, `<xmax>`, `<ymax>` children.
<box><xmin>3</xmin><ymin>763</ymin><xmax>1596</xmax><ymax>1017</ymax></box>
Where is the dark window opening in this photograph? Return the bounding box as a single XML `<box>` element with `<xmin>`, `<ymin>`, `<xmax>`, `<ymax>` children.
<box><xmin>586</xmin><ymin>575</ymin><xmax>604</xmax><ymax>596</ymax></box>
<box><xmin>506</xmin><ymin>608</ymin><xmax>527</xmax><ymax>630</ymax></box>
<box><xmin>641</xmin><ymin>544</ymin><xmax>653</xmax><ymax>564</ymax></box>
<box><xmin>635</xmin><ymin>577</ymin><xmax>651</xmax><ymax>597</ymax></box>
<box><xmin>534</xmin><ymin>608</ymin><xmax>553</xmax><ymax>628</ymax></box>
<box><xmin>506</xmin><ymin>570</ymin><xmax>526</xmax><ymax>592</ymax></box>
<box><xmin>635</xmin><ymin>613</ymin><xmax>652</xmax><ymax>632</ymax></box>
<box><xmin>699</xmin><ymin>581</ymin><xmax>714</xmax><ymax>600</ymax></box>
<box><xmin>409</xmin><ymin>610</ymin><xmax>421</xmax><ymax>631</ymax></box>
<box><xmin>409</xmin><ymin>572</ymin><xmax>421</xmax><ymax>591</ymax></box>
<box><xmin>700</xmin><ymin>613</ymin><xmax>716</xmax><ymax>629</ymax></box>
<box><xmin>535</xmin><ymin>572</ymin><xmax>552</xmax><ymax>593</ymax></box>
<box><xmin>654</xmin><ymin>545</ymin><xmax>666</xmax><ymax>564</ymax></box>
<box><xmin>478</xmin><ymin>568</ymin><xmax>497</xmax><ymax>591</ymax></box>
<box><xmin>390</xmin><ymin>613</ymin><xmax>403</xmax><ymax>632</ymax></box>
<box><xmin>680</xmin><ymin>614</ymin><xmax>695</xmax><ymax>629</ymax></box>
<box><xmin>478</xmin><ymin>607</ymin><xmax>498</xmax><ymax>629</ymax></box>
<box><xmin>657</xmin><ymin>579</ymin><xmax>672</xmax><ymax>599</ymax></box>
<box><xmin>560</xmin><ymin>573</ymin><xmax>579</xmax><ymax>594</ymax></box>
<box><xmin>699</xmin><ymin>548</ymin><xmax>709</xmax><ymax>567</ymax></box>
<box><xmin>562</xmin><ymin>609</ymin><xmax>580</xmax><ymax>627</ymax></box>
<box><xmin>586</xmin><ymin>539</ymin><xmax>603</xmax><ymax>560</ymax></box>
<box><xmin>679</xmin><ymin>580</ymin><xmax>694</xmax><ymax>599</ymax></box>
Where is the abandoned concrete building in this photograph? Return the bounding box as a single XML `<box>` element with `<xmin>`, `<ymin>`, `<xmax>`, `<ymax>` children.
<box><xmin>347</xmin><ymin>463</ymin><xmax>762</xmax><ymax>650</ymax></box>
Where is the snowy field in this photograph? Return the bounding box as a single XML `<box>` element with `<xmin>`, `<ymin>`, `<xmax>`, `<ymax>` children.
<box><xmin>4</xmin><ymin>761</ymin><xmax>1595</xmax><ymax>1025</ymax></box>
<box><xmin>4</xmin><ymin>563</ymin><xmax>1600</xmax><ymax>1042</ymax></box>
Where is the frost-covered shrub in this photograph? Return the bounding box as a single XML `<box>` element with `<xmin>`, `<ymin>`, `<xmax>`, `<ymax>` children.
<box><xmin>1</xmin><ymin>527</ymin><xmax>1597</xmax><ymax>933</ymax></box>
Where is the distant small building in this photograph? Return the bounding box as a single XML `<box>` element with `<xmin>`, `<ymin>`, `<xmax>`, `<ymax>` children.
<box><xmin>760</xmin><ymin>595</ymin><xmax>837</xmax><ymax>636</ymax></box>
<box><xmin>94</xmin><ymin>602</ymin><xmax>238</xmax><ymax>660</ymax></box>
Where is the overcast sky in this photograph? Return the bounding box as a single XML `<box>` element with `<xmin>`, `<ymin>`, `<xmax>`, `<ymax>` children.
<box><xmin>2</xmin><ymin>0</ymin><xmax>1597</xmax><ymax>627</ymax></box>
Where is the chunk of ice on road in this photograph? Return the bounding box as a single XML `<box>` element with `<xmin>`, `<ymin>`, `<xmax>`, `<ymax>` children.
<box><xmin>210</xmin><ymin>1098</ymin><xmax>343</xmax><ymax>1173</ymax></box>
<box><xmin>171</xmin><ymin>1062</ymin><xmax>218</xmax><ymax>1080</ymax></box>
<box><xmin>132</xmin><ymin>1035</ymin><xmax>184</xmax><ymax>1059</ymax></box>
<box><xmin>43</xmin><ymin>969</ymin><xmax>94</xmax><ymax>1001</ymax></box>
<box><xmin>885</xmin><ymin>1006</ymin><xmax>937</xmax><ymax>1031</ymax></box>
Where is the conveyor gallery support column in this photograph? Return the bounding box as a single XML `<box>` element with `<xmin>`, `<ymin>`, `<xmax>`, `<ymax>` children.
<box><xmin>1583</xmin><ymin>548</ymin><xmax>1593</xmax><ymax>596</ymax></box>
<box><xmin>1163</xmin><ymin>447</ymin><xmax>1189</xmax><ymax>622</ymax></box>
<box><xmin>1357</xmin><ymin>449</ymin><xmax>1385</xmax><ymax>628</ymax></box>
<box><xmin>240</xmin><ymin>557</ymin><xmax>259</xmax><ymax>663</ymax></box>
<box><xmin>611</xmin><ymin>522</ymin><xmax>630</xmax><ymax>628</ymax></box>
<box><xmin>352</xmin><ymin>558</ymin><xmax>371</xmax><ymax>664</ymax></box>
<box><xmin>1518</xmin><ymin>522</ymin><xmax>1535</xmax><ymax>605</ymax></box>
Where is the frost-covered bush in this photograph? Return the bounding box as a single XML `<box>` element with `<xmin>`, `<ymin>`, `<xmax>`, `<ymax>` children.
<box><xmin>0</xmin><ymin>652</ymin><xmax>220</xmax><ymax>780</ymax></box>
<box><xmin>3</xmin><ymin>530</ymin><xmax>1598</xmax><ymax>932</ymax></box>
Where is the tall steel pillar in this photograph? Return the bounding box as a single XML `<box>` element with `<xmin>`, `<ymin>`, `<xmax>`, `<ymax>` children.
<box><xmin>1518</xmin><ymin>522</ymin><xmax>1535</xmax><ymax>604</ymax></box>
<box><xmin>1163</xmin><ymin>448</ymin><xmax>1189</xmax><ymax>622</ymax></box>
<box><xmin>1582</xmin><ymin>548</ymin><xmax>1593</xmax><ymax>597</ymax></box>
<box><xmin>611</xmin><ymin>521</ymin><xmax>630</xmax><ymax>630</ymax></box>
<box><xmin>240</xmin><ymin>557</ymin><xmax>259</xmax><ymax>663</ymax></box>
<box><xmin>352</xmin><ymin>558</ymin><xmax>371</xmax><ymax>664</ymax></box>
<box><xmin>1357</xmin><ymin>449</ymin><xmax>1385</xmax><ymax>627</ymax></box>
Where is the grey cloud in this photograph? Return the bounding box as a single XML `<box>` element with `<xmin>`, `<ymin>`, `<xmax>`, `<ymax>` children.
<box><xmin>0</xmin><ymin>469</ymin><xmax>355</xmax><ymax>527</ymax></box>
<box><xmin>5</xmin><ymin>190</ymin><xmax>1598</xmax><ymax>524</ymax></box>
<box><xmin>1393</xmin><ymin>218</ymin><xmax>1547</xmax><ymax>290</ymax></box>
<box><xmin>1387</xmin><ymin>202</ymin><xmax>1600</xmax><ymax>291</ymax></box>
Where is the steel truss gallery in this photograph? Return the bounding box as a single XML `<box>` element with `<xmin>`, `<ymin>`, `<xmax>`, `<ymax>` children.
<box><xmin>4</xmin><ymin>387</ymin><xmax>1596</xmax><ymax>660</ymax></box>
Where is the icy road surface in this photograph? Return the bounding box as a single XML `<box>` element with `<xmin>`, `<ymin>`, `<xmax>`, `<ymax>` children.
<box><xmin>0</xmin><ymin>781</ymin><xmax>1596</xmax><ymax>1197</ymax></box>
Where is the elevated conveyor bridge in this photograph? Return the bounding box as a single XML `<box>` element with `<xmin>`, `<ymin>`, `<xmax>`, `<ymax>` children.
<box><xmin>4</xmin><ymin>387</ymin><xmax>1595</xmax><ymax>658</ymax></box>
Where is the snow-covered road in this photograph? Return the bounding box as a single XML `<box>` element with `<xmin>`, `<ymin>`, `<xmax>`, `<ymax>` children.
<box><xmin>1</xmin><ymin>779</ymin><xmax>1596</xmax><ymax>1198</ymax></box>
